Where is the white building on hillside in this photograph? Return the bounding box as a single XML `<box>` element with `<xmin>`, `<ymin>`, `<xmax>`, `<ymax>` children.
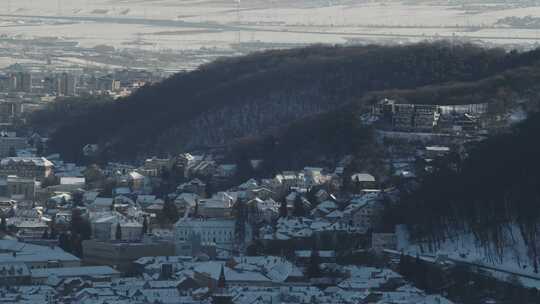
<box><xmin>91</xmin><ymin>212</ymin><xmax>143</xmax><ymax>241</ymax></box>
<box><xmin>174</xmin><ymin>218</ymin><xmax>248</xmax><ymax>255</ymax></box>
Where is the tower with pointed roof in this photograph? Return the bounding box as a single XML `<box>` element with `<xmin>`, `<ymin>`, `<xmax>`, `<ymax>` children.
<box><xmin>217</xmin><ymin>264</ymin><xmax>226</xmax><ymax>289</ymax></box>
<box><xmin>212</xmin><ymin>265</ymin><xmax>232</xmax><ymax>304</ymax></box>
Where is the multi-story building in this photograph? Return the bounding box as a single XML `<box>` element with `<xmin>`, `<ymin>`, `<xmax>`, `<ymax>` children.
<box><xmin>341</xmin><ymin>194</ymin><xmax>384</xmax><ymax>233</ymax></box>
<box><xmin>30</xmin><ymin>266</ymin><xmax>120</xmax><ymax>285</ymax></box>
<box><xmin>6</xmin><ymin>175</ymin><xmax>38</xmax><ymax>201</ymax></box>
<box><xmin>19</xmin><ymin>73</ymin><xmax>32</xmax><ymax>93</ymax></box>
<box><xmin>0</xmin><ymin>102</ymin><xmax>22</xmax><ymax>125</ymax></box>
<box><xmin>0</xmin><ymin>135</ymin><xmax>29</xmax><ymax>157</ymax></box>
<box><xmin>412</xmin><ymin>104</ymin><xmax>438</xmax><ymax>132</ymax></box>
<box><xmin>142</xmin><ymin>157</ymin><xmax>172</xmax><ymax>177</ymax></box>
<box><xmin>0</xmin><ymin>157</ymin><xmax>54</xmax><ymax>181</ymax></box>
<box><xmin>0</xmin><ymin>263</ymin><xmax>31</xmax><ymax>286</ymax></box>
<box><xmin>197</xmin><ymin>198</ymin><xmax>234</xmax><ymax>218</ymax></box>
<box><xmin>174</xmin><ymin>218</ymin><xmax>237</xmax><ymax>255</ymax></box>
<box><xmin>95</xmin><ymin>76</ymin><xmax>121</xmax><ymax>92</ymax></box>
<box><xmin>9</xmin><ymin>72</ymin><xmax>32</xmax><ymax>93</ymax></box>
<box><xmin>0</xmin><ymin>239</ymin><xmax>80</xmax><ymax>270</ymax></box>
<box><xmin>177</xmin><ymin>178</ymin><xmax>207</xmax><ymax>196</ymax></box>
<box><xmin>375</xmin><ymin>99</ymin><xmax>486</xmax><ymax>133</ymax></box>
<box><xmin>92</xmin><ymin>215</ymin><xmax>143</xmax><ymax>242</ymax></box>
<box><xmin>56</xmin><ymin>73</ymin><xmax>76</xmax><ymax>96</ymax></box>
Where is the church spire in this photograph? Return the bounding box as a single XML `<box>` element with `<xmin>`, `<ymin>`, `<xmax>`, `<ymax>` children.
<box><xmin>217</xmin><ymin>264</ymin><xmax>226</xmax><ymax>289</ymax></box>
<box><xmin>212</xmin><ymin>264</ymin><xmax>232</xmax><ymax>304</ymax></box>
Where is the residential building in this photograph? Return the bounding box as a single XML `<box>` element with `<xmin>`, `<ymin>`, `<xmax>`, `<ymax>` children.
<box><xmin>10</xmin><ymin>72</ymin><xmax>32</xmax><ymax>92</ymax></box>
<box><xmin>95</xmin><ymin>76</ymin><xmax>121</xmax><ymax>92</ymax></box>
<box><xmin>0</xmin><ymin>240</ymin><xmax>80</xmax><ymax>269</ymax></box>
<box><xmin>341</xmin><ymin>194</ymin><xmax>384</xmax><ymax>233</ymax></box>
<box><xmin>82</xmin><ymin>240</ymin><xmax>175</xmax><ymax>273</ymax></box>
<box><xmin>143</xmin><ymin>157</ymin><xmax>171</xmax><ymax>177</ymax></box>
<box><xmin>174</xmin><ymin>193</ymin><xmax>199</xmax><ymax>215</ymax></box>
<box><xmin>0</xmin><ymin>157</ymin><xmax>53</xmax><ymax>181</ymax></box>
<box><xmin>56</xmin><ymin>73</ymin><xmax>76</xmax><ymax>96</ymax></box>
<box><xmin>174</xmin><ymin>218</ymin><xmax>237</xmax><ymax>255</ymax></box>
<box><xmin>177</xmin><ymin>178</ymin><xmax>206</xmax><ymax>196</ymax></box>
<box><xmin>197</xmin><ymin>198</ymin><xmax>233</xmax><ymax>218</ymax></box>
<box><xmin>91</xmin><ymin>214</ymin><xmax>143</xmax><ymax>241</ymax></box>
<box><xmin>193</xmin><ymin>262</ymin><xmax>274</xmax><ymax>290</ymax></box>
<box><xmin>6</xmin><ymin>175</ymin><xmax>38</xmax><ymax>201</ymax></box>
<box><xmin>0</xmin><ymin>263</ymin><xmax>31</xmax><ymax>286</ymax></box>
<box><xmin>0</xmin><ymin>135</ymin><xmax>29</xmax><ymax>158</ymax></box>
<box><xmin>30</xmin><ymin>266</ymin><xmax>120</xmax><ymax>284</ymax></box>
<box><xmin>0</xmin><ymin>102</ymin><xmax>21</xmax><ymax>124</ymax></box>
<box><xmin>127</xmin><ymin>171</ymin><xmax>145</xmax><ymax>192</ymax></box>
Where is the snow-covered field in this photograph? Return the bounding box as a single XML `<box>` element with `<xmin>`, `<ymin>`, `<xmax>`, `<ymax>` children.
<box><xmin>2</xmin><ymin>0</ymin><xmax>540</xmax><ymax>52</ymax></box>
<box><xmin>397</xmin><ymin>224</ymin><xmax>540</xmax><ymax>289</ymax></box>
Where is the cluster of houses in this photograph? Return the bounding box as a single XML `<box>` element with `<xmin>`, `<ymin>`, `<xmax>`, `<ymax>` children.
<box><xmin>0</xmin><ymin>133</ymin><xmax>457</xmax><ymax>303</ymax></box>
<box><xmin>0</xmin><ymin>249</ymin><xmax>453</xmax><ymax>304</ymax></box>
<box><xmin>0</xmin><ymin>146</ymin><xmax>400</xmax><ymax>257</ymax></box>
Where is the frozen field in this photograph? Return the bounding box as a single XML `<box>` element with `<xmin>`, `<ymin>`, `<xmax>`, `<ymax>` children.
<box><xmin>2</xmin><ymin>1</ymin><xmax>540</xmax><ymax>68</ymax></box>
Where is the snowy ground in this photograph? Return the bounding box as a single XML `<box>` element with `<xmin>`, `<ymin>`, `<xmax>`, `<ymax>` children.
<box><xmin>397</xmin><ymin>224</ymin><xmax>540</xmax><ymax>289</ymax></box>
<box><xmin>2</xmin><ymin>0</ymin><xmax>540</xmax><ymax>52</ymax></box>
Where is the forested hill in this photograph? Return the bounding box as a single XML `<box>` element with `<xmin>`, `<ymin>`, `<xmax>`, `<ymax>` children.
<box><xmin>29</xmin><ymin>42</ymin><xmax>540</xmax><ymax>162</ymax></box>
<box><xmin>391</xmin><ymin>111</ymin><xmax>540</xmax><ymax>270</ymax></box>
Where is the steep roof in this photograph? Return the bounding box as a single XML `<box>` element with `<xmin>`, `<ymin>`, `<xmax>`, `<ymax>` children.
<box><xmin>0</xmin><ymin>157</ymin><xmax>54</xmax><ymax>167</ymax></box>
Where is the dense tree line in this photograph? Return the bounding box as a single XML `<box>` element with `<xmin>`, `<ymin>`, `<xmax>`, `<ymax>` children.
<box><xmin>25</xmin><ymin>95</ymin><xmax>113</xmax><ymax>138</ymax></box>
<box><xmin>28</xmin><ymin>42</ymin><xmax>540</xmax><ymax>163</ymax></box>
<box><xmin>398</xmin><ymin>254</ymin><xmax>540</xmax><ymax>304</ymax></box>
<box><xmin>58</xmin><ymin>209</ymin><xmax>92</xmax><ymax>257</ymax></box>
<box><xmin>391</xmin><ymin>112</ymin><xmax>540</xmax><ymax>272</ymax></box>
<box><xmin>361</xmin><ymin>64</ymin><xmax>540</xmax><ymax>117</ymax></box>
<box><xmin>228</xmin><ymin>103</ymin><xmax>375</xmax><ymax>173</ymax></box>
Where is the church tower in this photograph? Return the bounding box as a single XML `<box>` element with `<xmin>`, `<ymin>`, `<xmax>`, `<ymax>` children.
<box><xmin>212</xmin><ymin>265</ymin><xmax>233</xmax><ymax>304</ymax></box>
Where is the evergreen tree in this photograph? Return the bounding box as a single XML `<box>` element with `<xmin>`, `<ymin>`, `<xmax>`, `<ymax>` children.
<box><xmin>58</xmin><ymin>232</ymin><xmax>71</xmax><ymax>253</ymax></box>
<box><xmin>413</xmin><ymin>254</ymin><xmax>428</xmax><ymax>290</ymax></box>
<box><xmin>236</xmin><ymin>158</ymin><xmax>254</xmax><ymax>183</ymax></box>
<box><xmin>71</xmin><ymin>233</ymin><xmax>83</xmax><ymax>257</ymax></box>
<box><xmin>398</xmin><ymin>253</ymin><xmax>411</xmax><ymax>277</ymax></box>
<box><xmin>234</xmin><ymin>201</ymin><xmax>246</xmax><ymax>246</ymax></box>
<box><xmin>354</xmin><ymin>175</ymin><xmax>362</xmax><ymax>194</ymax></box>
<box><xmin>193</xmin><ymin>201</ymin><xmax>199</xmax><ymax>217</ymax></box>
<box><xmin>292</xmin><ymin>195</ymin><xmax>306</xmax><ymax>217</ymax></box>
<box><xmin>0</xmin><ymin>216</ymin><xmax>6</xmax><ymax>232</ymax></box>
<box><xmin>49</xmin><ymin>216</ymin><xmax>57</xmax><ymax>240</ymax></box>
<box><xmin>162</xmin><ymin>199</ymin><xmax>179</xmax><ymax>224</ymax></box>
<box><xmin>342</xmin><ymin>165</ymin><xmax>354</xmax><ymax>192</ymax></box>
<box><xmin>50</xmin><ymin>225</ymin><xmax>57</xmax><ymax>240</ymax></box>
<box><xmin>71</xmin><ymin>191</ymin><xmax>83</xmax><ymax>207</ymax></box>
<box><xmin>35</xmin><ymin>141</ymin><xmax>44</xmax><ymax>156</ymax></box>
<box><xmin>142</xmin><ymin>216</ymin><xmax>148</xmax><ymax>234</ymax></box>
<box><xmin>305</xmin><ymin>187</ymin><xmax>318</xmax><ymax>204</ymax></box>
<box><xmin>80</xmin><ymin>218</ymin><xmax>92</xmax><ymax>240</ymax></box>
<box><xmin>307</xmin><ymin>248</ymin><xmax>322</xmax><ymax>278</ymax></box>
<box><xmin>70</xmin><ymin>209</ymin><xmax>83</xmax><ymax>234</ymax></box>
<box><xmin>425</xmin><ymin>264</ymin><xmax>444</xmax><ymax>292</ymax></box>
<box><xmin>115</xmin><ymin>222</ymin><xmax>122</xmax><ymax>240</ymax></box>
<box><xmin>279</xmin><ymin>200</ymin><xmax>288</xmax><ymax>218</ymax></box>
<box><xmin>71</xmin><ymin>209</ymin><xmax>92</xmax><ymax>240</ymax></box>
